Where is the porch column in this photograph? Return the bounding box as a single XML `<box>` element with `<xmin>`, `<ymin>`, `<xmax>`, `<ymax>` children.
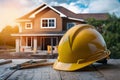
<box><xmin>16</xmin><ymin>37</ymin><xmax>20</xmax><ymax>52</ymax></box>
<box><xmin>51</xmin><ymin>37</ymin><xmax>53</xmax><ymax>54</ymax></box>
<box><xmin>34</xmin><ymin>36</ymin><xmax>37</xmax><ymax>53</ymax></box>
<box><xmin>43</xmin><ymin>37</ymin><xmax>45</xmax><ymax>50</ymax></box>
<box><xmin>56</xmin><ymin>37</ymin><xmax>59</xmax><ymax>45</ymax></box>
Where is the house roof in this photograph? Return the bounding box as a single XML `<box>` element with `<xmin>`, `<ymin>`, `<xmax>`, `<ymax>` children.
<box><xmin>53</xmin><ymin>6</ymin><xmax>77</xmax><ymax>18</ymax></box>
<box><xmin>29</xmin><ymin>4</ymin><xmax>66</xmax><ymax>18</ymax></box>
<box><xmin>16</xmin><ymin>3</ymin><xmax>85</xmax><ymax>22</ymax></box>
<box><xmin>53</xmin><ymin>6</ymin><xmax>108</xmax><ymax>20</ymax></box>
<box><xmin>77</xmin><ymin>13</ymin><xmax>109</xmax><ymax>20</ymax></box>
<box><xmin>17</xmin><ymin>3</ymin><xmax>67</xmax><ymax>20</ymax></box>
<box><xmin>17</xmin><ymin>3</ymin><xmax>108</xmax><ymax>22</ymax></box>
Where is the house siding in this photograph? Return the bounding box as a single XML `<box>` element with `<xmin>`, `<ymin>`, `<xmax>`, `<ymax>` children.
<box><xmin>34</xmin><ymin>8</ymin><xmax>62</xmax><ymax>32</ymax></box>
<box><xmin>20</xmin><ymin>21</ymin><xmax>34</xmax><ymax>33</ymax></box>
<box><xmin>20</xmin><ymin>7</ymin><xmax>63</xmax><ymax>33</ymax></box>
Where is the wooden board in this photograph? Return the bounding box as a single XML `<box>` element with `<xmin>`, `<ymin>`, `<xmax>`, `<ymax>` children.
<box><xmin>0</xmin><ymin>59</ymin><xmax>12</xmax><ymax>65</ymax></box>
<box><xmin>93</xmin><ymin>59</ymin><xmax>120</xmax><ymax>80</ymax></box>
<box><xmin>0</xmin><ymin>59</ymin><xmax>119</xmax><ymax>80</ymax></box>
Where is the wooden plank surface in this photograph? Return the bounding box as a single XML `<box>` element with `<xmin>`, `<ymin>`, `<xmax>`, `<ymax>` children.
<box><xmin>0</xmin><ymin>59</ymin><xmax>119</xmax><ymax>80</ymax></box>
<box><xmin>59</xmin><ymin>65</ymin><xmax>105</xmax><ymax>80</ymax></box>
<box><xmin>93</xmin><ymin>59</ymin><xmax>120</xmax><ymax>80</ymax></box>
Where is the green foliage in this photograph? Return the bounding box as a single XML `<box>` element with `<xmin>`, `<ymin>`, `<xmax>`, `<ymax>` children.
<box><xmin>87</xmin><ymin>14</ymin><xmax>120</xmax><ymax>58</ymax></box>
<box><xmin>0</xmin><ymin>25</ymin><xmax>19</xmax><ymax>48</ymax></box>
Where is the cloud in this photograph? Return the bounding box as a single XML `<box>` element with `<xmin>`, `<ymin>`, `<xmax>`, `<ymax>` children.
<box><xmin>59</xmin><ymin>2</ymin><xmax>83</xmax><ymax>13</ymax></box>
<box><xmin>81</xmin><ymin>0</ymin><xmax>120</xmax><ymax>17</ymax></box>
<box><xmin>44</xmin><ymin>0</ymin><xmax>120</xmax><ymax>17</ymax></box>
<box><xmin>1</xmin><ymin>0</ymin><xmax>120</xmax><ymax>15</ymax></box>
<box><xmin>0</xmin><ymin>0</ymin><xmax>120</xmax><ymax>31</ymax></box>
<box><xmin>0</xmin><ymin>0</ymin><xmax>120</xmax><ymax>27</ymax></box>
<box><xmin>45</xmin><ymin>1</ymin><xmax>84</xmax><ymax>13</ymax></box>
<box><xmin>30</xmin><ymin>0</ymin><xmax>90</xmax><ymax>13</ymax></box>
<box><xmin>85</xmin><ymin>0</ymin><xmax>120</xmax><ymax>13</ymax></box>
<box><xmin>35</xmin><ymin>0</ymin><xmax>120</xmax><ymax>17</ymax></box>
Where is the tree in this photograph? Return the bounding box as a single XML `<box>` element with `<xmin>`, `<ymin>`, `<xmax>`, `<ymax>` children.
<box><xmin>102</xmin><ymin>15</ymin><xmax>120</xmax><ymax>58</ymax></box>
<box><xmin>0</xmin><ymin>25</ymin><xmax>19</xmax><ymax>48</ymax></box>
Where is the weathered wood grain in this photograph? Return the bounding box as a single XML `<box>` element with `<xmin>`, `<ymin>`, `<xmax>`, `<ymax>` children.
<box><xmin>0</xmin><ymin>69</ymin><xmax>16</xmax><ymax>80</ymax></box>
<box><xmin>8</xmin><ymin>66</ymin><xmax>61</xmax><ymax>80</ymax></box>
<box><xmin>94</xmin><ymin>59</ymin><xmax>120</xmax><ymax>80</ymax></box>
<box><xmin>0</xmin><ymin>60</ymin><xmax>15</xmax><ymax>80</ymax></box>
<box><xmin>0</xmin><ymin>59</ymin><xmax>119</xmax><ymax>80</ymax></box>
<box><xmin>59</xmin><ymin>65</ymin><xmax>105</xmax><ymax>80</ymax></box>
<box><xmin>0</xmin><ymin>59</ymin><xmax>33</xmax><ymax>80</ymax></box>
<box><xmin>7</xmin><ymin>59</ymin><xmax>59</xmax><ymax>80</ymax></box>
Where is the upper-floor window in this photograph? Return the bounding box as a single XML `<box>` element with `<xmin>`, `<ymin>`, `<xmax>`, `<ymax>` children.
<box><xmin>41</xmin><ymin>18</ymin><xmax>56</xmax><ymax>28</ymax></box>
<box><xmin>25</xmin><ymin>22</ymin><xmax>32</xmax><ymax>29</ymax></box>
<box><xmin>67</xmin><ymin>22</ymin><xmax>76</xmax><ymax>30</ymax></box>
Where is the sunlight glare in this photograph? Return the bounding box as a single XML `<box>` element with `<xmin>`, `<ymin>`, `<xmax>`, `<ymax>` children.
<box><xmin>0</xmin><ymin>8</ymin><xmax>21</xmax><ymax>31</ymax></box>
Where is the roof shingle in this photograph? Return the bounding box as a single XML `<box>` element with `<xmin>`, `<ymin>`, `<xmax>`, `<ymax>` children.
<box><xmin>17</xmin><ymin>3</ymin><xmax>108</xmax><ymax>20</ymax></box>
<box><xmin>53</xmin><ymin>6</ymin><xmax>108</xmax><ymax>20</ymax></box>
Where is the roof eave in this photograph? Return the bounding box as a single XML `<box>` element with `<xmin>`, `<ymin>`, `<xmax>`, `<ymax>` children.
<box><xmin>11</xmin><ymin>33</ymin><xmax>64</xmax><ymax>36</ymax></box>
<box><xmin>16</xmin><ymin>19</ymin><xmax>32</xmax><ymax>22</ymax></box>
<box><xmin>68</xmin><ymin>17</ymin><xmax>85</xmax><ymax>22</ymax></box>
<box><xmin>29</xmin><ymin>4</ymin><xmax>67</xmax><ymax>18</ymax></box>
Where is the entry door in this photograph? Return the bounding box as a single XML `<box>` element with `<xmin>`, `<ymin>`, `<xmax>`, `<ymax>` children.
<box><xmin>42</xmin><ymin>37</ymin><xmax>57</xmax><ymax>50</ymax></box>
<box><xmin>44</xmin><ymin>38</ymin><xmax>50</xmax><ymax>50</ymax></box>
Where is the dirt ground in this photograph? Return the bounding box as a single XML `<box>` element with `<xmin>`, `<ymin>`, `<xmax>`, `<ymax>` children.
<box><xmin>0</xmin><ymin>51</ymin><xmax>33</xmax><ymax>59</ymax></box>
<box><xmin>0</xmin><ymin>51</ymin><xmax>58</xmax><ymax>59</ymax></box>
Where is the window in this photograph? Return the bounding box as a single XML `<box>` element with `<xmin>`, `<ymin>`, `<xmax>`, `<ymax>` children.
<box><xmin>67</xmin><ymin>23</ymin><xmax>76</xmax><ymax>30</ymax></box>
<box><xmin>41</xmin><ymin>18</ymin><xmax>56</xmax><ymax>28</ymax></box>
<box><xmin>25</xmin><ymin>22</ymin><xmax>32</xmax><ymax>29</ymax></box>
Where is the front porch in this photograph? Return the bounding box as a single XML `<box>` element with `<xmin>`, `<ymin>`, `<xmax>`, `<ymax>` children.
<box><xmin>15</xmin><ymin>36</ymin><xmax>62</xmax><ymax>54</ymax></box>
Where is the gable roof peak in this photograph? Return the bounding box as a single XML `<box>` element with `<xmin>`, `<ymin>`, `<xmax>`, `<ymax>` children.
<box><xmin>29</xmin><ymin>3</ymin><xmax>67</xmax><ymax>18</ymax></box>
<box><xmin>17</xmin><ymin>3</ymin><xmax>67</xmax><ymax>21</ymax></box>
<box><xmin>16</xmin><ymin>3</ymin><xmax>85</xmax><ymax>22</ymax></box>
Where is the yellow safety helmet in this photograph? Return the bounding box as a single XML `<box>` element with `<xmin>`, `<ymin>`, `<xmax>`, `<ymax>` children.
<box><xmin>53</xmin><ymin>24</ymin><xmax>110</xmax><ymax>71</ymax></box>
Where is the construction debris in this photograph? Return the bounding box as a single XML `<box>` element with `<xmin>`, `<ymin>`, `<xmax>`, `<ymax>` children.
<box><xmin>10</xmin><ymin>59</ymin><xmax>53</xmax><ymax>70</ymax></box>
<box><xmin>0</xmin><ymin>59</ymin><xmax>12</xmax><ymax>65</ymax></box>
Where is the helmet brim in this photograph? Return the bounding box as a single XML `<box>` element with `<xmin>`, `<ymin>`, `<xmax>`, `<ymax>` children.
<box><xmin>53</xmin><ymin>59</ymin><xmax>96</xmax><ymax>71</ymax></box>
<box><xmin>53</xmin><ymin>50</ymin><xmax>110</xmax><ymax>71</ymax></box>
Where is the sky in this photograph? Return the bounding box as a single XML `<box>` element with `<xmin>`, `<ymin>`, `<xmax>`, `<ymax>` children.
<box><xmin>0</xmin><ymin>0</ymin><xmax>120</xmax><ymax>31</ymax></box>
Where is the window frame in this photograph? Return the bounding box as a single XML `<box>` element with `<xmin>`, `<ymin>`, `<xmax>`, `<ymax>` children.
<box><xmin>67</xmin><ymin>22</ymin><xmax>76</xmax><ymax>30</ymax></box>
<box><xmin>41</xmin><ymin>18</ymin><xmax>56</xmax><ymax>28</ymax></box>
<box><xmin>25</xmin><ymin>22</ymin><xmax>33</xmax><ymax>29</ymax></box>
